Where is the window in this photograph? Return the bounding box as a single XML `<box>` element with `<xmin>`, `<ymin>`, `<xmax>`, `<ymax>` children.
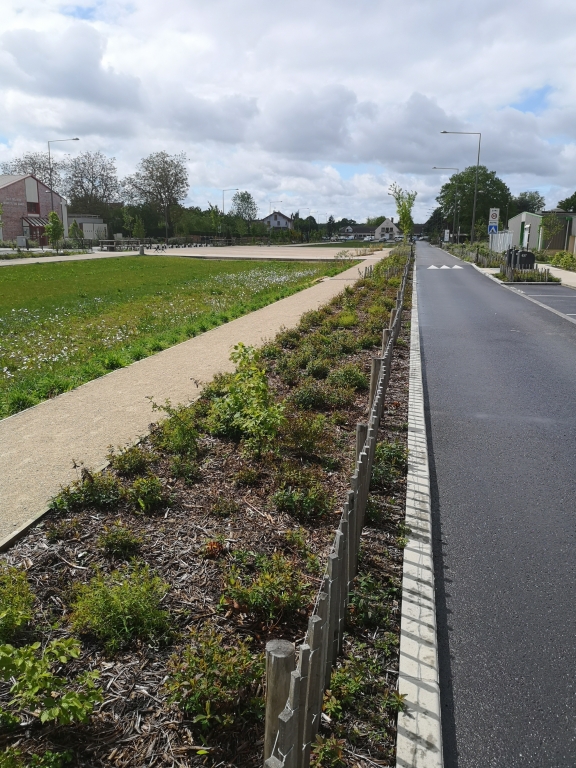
<box><xmin>27</xmin><ymin>202</ymin><xmax>40</xmax><ymax>214</ymax></box>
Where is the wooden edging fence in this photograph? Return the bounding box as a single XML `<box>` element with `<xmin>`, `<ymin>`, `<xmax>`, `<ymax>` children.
<box><xmin>264</xmin><ymin>248</ymin><xmax>414</xmax><ymax>768</ymax></box>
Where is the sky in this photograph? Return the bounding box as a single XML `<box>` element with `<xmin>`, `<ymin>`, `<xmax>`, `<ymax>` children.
<box><xmin>2</xmin><ymin>0</ymin><xmax>576</xmax><ymax>222</ymax></box>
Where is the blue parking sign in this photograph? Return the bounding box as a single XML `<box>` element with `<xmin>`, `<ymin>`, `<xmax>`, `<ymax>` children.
<box><xmin>488</xmin><ymin>223</ymin><xmax>498</xmax><ymax>234</ymax></box>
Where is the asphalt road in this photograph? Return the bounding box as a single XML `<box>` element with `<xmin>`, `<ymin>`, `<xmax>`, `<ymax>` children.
<box><xmin>416</xmin><ymin>242</ymin><xmax>576</xmax><ymax>767</ymax></box>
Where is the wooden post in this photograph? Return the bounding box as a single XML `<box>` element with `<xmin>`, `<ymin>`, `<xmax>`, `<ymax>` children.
<box><xmin>296</xmin><ymin>645</ymin><xmax>310</xmax><ymax>768</ymax></box>
<box><xmin>389</xmin><ymin>308</ymin><xmax>397</xmax><ymax>328</ymax></box>
<box><xmin>338</xmin><ymin>510</ymin><xmax>349</xmax><ymax>654</ymax></box>
<box><xmin>368</xmin><ymin>358</ymin><xmax>382</xmax><ymax>409</ymax></box>
<box><xmin>265</xmin><ymin>640</ymin><xmax>295</xmax><ymax>763</ymax></box>
<box><xmin>381</xmin><ymin>328</ymin><xmax>390</xmax><ymax>356</ymax></box>
<box><xmin>356</xmin><ymin>422</ymin><xmax>368</xmax><ymax>462</ymax></box>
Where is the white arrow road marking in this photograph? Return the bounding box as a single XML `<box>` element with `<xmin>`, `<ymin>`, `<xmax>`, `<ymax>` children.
<box><xmin>428</xmin><ymin>265</ymin><xmax>439</xmax><ymax>269</ymax></box>
<box><xmin>452</xmin><ymin>265</ymin><xmax>464</xmax><ymax>269</ymax></box>
<box><xmin>440</xmin><ymin>265</ymin><xmax>451</xmax><ymax>269</ymax></box>
<box><xmin>428</xmin><ymin>265</ymin><xmax>464</xmax><ymax>269</ymax></box>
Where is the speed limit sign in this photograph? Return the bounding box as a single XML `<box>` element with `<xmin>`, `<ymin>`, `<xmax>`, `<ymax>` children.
<box><xmin>489</xmin><ymin>208</ymin><xmax>499</xmax><ymax>223</ymax></box>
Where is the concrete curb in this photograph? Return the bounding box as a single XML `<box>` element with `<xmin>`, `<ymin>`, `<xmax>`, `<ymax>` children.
<box><xmin>396</xmin><ymin>267</ymin><xmax>443</xmax><ymax>768</ymax></box>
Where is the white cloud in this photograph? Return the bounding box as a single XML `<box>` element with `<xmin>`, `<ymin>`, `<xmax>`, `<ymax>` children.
<box><xmin>1</xmin><ymin>0</ymin><xmax>576</xmax><ymax>219</ymax></box>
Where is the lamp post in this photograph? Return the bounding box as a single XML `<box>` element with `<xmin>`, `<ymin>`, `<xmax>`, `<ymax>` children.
<box><xmin>269</xmin><ymin>200</ymin><xmax>283</xmax><ymax>215</ymax></box>
<box><xmin>432</xmin><ymin>167</ymin><xmax>459</xmax><ymax>242</ymax></box>
<box><xmin>47</xmin><ymin>138</ymin><xmax>79</xmax><ymax>213</ymax></box>
<box><xmin>440</xmin><ymin>131</ymin><xmax>481</xmax><ymax>243</ymax></box>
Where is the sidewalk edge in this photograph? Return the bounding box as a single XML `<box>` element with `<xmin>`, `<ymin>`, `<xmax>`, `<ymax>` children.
<box><xmin>396</xmin><ymin>264</ymin><xmax>443</xmax><ymax>767</ymax></box>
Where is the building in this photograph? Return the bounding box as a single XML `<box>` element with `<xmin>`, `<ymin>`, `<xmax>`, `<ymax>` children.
<box><xmin>259</xmin><ymin>211</ymin><xmax>293</xmax><ymax>230</ymax></box>
<box><xmin>68</xmin><ymin>214</ymin><xmax>108</xmax><ymax>240</ymax></box>
<box><xmin>507</xmin><ymin>209</ymin><xmax>576</xmax><ymax>252</ymax></box>
<box><xmin>338</xmin><ymin>225</ymin><xmax>375</xmax><ymax>240</ymax></box>
<box><xmin>0</xmin><ymin>174</ymin><xmax>67</xmax><ymax>244</ymax></box>
<box><xmin>374</xmin><ymin>218</ymin><xmax>401</xmax><ymax>240</ymax></box>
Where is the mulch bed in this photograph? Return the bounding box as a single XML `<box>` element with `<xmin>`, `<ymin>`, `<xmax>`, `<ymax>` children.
<box><xmin>0</xmin><ymin>256</ymin><xmax>412</xmax><ymax>768</ymax></box>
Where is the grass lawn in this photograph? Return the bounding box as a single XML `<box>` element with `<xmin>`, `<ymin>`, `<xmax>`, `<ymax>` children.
<box><xmin>0</xmin><ymin>255</ymin><xmax>356</xmax><ymax>418</ymax></box>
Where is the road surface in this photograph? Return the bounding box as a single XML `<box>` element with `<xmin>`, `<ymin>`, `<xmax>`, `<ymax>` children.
<box><xmin>417</xmin><ymin>242</ymin><xmax>576</xmax><ymax>767</ymax></box>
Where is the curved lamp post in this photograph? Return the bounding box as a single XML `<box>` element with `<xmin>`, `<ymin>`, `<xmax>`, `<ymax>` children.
<box><xmin>440</xmin><ymin>131</ymin><xmax>481</xmax><ymax>243</ymax></box>
<box><xmin>433</xmin><ymin>166</ymin><xmax>460</xmax><ymax>242</ymax></box>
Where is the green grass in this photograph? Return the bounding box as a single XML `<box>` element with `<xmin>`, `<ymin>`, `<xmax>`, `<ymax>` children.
<box><xmin>0</xmin><ymin>256</ymin><xmax>354</xmax><ymax>418</ymax></box>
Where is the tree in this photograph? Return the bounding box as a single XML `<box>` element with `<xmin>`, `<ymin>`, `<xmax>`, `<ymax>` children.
<box><xmin>366</xmin><ymin>215</ymin><xmax>386</xmax><ymax>227</ymax></box>
<box><xmin>69</xmin><ymin>220</ymin><xmax>83</xmax><ymax>245</ymax></box>
<box><xmin>541</xmin><ymin>213</ymin><xmax>565</xmax><ymax>250</ymax></box>
<box><xmin>64</xmin><ymin>151</ymin><xmax>119</xmax><ymax>211</ymax></box>
<box><xmin>1</xmin><ymin>152</ymin><xmax>66</xmax><ymax>190</ymax></box>
<box><xmin>122</xmin><ymin>152</ymin><xmax>188</xmax><ymax>241</ymax></box>
<box><xmin>326</xmin><ymin>215</ymin><xmax>336</xmax><ymax>237</ymax></box>
<box><xmin>389</xmin><ymin>183</ymin><xmax>417</xmax><ymax>240</ymax></box>
<box><xmin>230</xmin><ymin>191</ymin><xmax>258</xmax><ymax>223</ymax></box>
<box><xmin>133</xmin><ymin>216</ymin><xmax>146</xmax><ymax>240</ymax></box>
<box><xmin>512</xmin><ymin>191</ymin><xmax>545</xmax><ymax>215</ymax></box>
<box><xmin>122</xmin><ymin>208</ymin><xmax>134</xmax><ymax>237</ymax></box>
<box><xmin>44</xmin><ymin>211</ymin><xmax>64</xmax><ymax>252</ymax></box>
<box><xmin>437</xmin><ymin>166</ymin><xmax>510</xmax><ymax>240</ymax></box>
<box><xmin>557</xmin><ymin>191</ymin><xmax>576</xmax><ymax>212</ymax></box>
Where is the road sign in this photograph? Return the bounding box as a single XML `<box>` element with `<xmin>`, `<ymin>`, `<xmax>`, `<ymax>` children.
<box><xmin>488</xmin><ymin>223</ymin><xmax>498</xmax><ymax>234</ymax></box>
<box><xmin>444</xmin><ymin>229</ymin><xmax>450</xmax><ymax>242</ymax></box>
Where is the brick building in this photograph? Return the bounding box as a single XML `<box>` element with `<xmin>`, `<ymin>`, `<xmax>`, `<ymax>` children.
<box><xmin>0</xmin><ymin>174</ymin><xmax>67</xmax><ymax>244</ymax></box>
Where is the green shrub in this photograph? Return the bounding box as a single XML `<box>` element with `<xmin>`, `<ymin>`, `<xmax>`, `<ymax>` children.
<box><xmin>276</xmin><ymin>328</ymin><xmax>302</xmax><ymax>349</ymax></box>
<box><xmin>358</xmin><ymin>332</ymin><xmax>381</xmax><ymax>349</ymax></box>
<box><xmin>98</xmin><ymin>523</ymin><xmax>142</xmax><ymax>558</ymax></box>
<box><xmin>279</xmin><ymin>411</ymin><xmax>332</xmax><ymax>458</ymax></box>
<box><xmin>233</xmin><ymin>467</ymin><xmax>261</xmax><ymax>486</ymax></box>
<box><xmin>207</xmin><ymin>343</ymin><xmax>285</xmax><ymax>456</ymax></box>
<box><xmin>49</xmin><ymin>472</ymin><xmax>123</xmax><ymax>513</ymax></box>
<box><xmin>259</xmin><ymin>342</ymin><xmax>281</xmax><ymax>359</ymax></box>
<box><xmin>324</xmin><ymin>661</ymin><xmax>364</xmax><ymax>720</ymax></box>
<box><xmin>273</xmin><ymin>464</ymin><xmax>332</xmax><ymax>521</ymax></box>
<box><xmin>327</xmin><ymin>363</ymin><xmax>368</xmax><ymax>391</ymax></box>
<box><xmin>348</xmin><ymin>573</ymin><xmax>400</xmax><ymax>628</ymax></box>
<box><xmin>0</xmin><ymin>749</ymin><xmax>73</xmax><ymax>768</ymax></box>
<box><xmin>334</xmin><ymin>311</ymin><xmax>358</xmax><ymax>328</ymax></box>
<box><xmin>0</xmin><ymin>567</ymin><xmax>34</xmax><ymax>643</ymax></box>
<box><xmin>211</xmin><ymin>498</ymin><xmax>240</xmax><ymax>517</ymax></box>
<box><xmin>0</xmin><ymin>638</ymin><xmax>101</xmax><ymax>726</ymax></box>
<box><xmin>70</xmin><ymin>564</ymin><xmax>170</xmax><ymax>652</ymax></box>
<box><xmin>310</xmin><ymin>735</ymin><xmax>346</xmax><ymax>767</ymax></box>
<box><xmin>305</xmin><ymin>358</ymin><xmax>330</xmax><ymax>379</ymax></box>
<box><xmin>45</xmin><ymin>518</ymin><xmax>80</xmax><ymax>543</ymax></box>
<box><xmin>108</xmin><ymin>445</ymin><xmax>152</xmax><ymax>476</ymax></box>
<box><xmin>127</xmin><ymin>475</ymin><xmax>165</xmax><ymax>513</ymax></box>
<box><xmin>150</xmin><ymin>400</ymin><xmax>200</xmax><ymax>457</ymax></box>
<box><xmin>7</xmin><ymin>389</ymin><xmax>38</xmax><ymax>415</ymax></box>
<box><xmin>370</xmin><ymin>441</ymin><xmax>408</xmax><ymax>490</ymax></box>
<box><xmin>170</xmin><ymin>456</ymin><xmax>202</xmax><ymax>484</ymax></box>
<box><xmin>221</xmin><ymin>552</ymin><xmax>308</xmax><ymax>621</ymax></box>
<box><xmin>165</xmin><ymin>626</ymin><xmax>263</xmax><ymax>728</ymax></box>
<box><xmin>298</xmin><ymin>309</ymin><xmax>324</xmax><ymax>330</ymax></box>
<box><xmin>552</xmin><ymin>250</ymin><xmax>576</xmax><ymax>271</ymax></box>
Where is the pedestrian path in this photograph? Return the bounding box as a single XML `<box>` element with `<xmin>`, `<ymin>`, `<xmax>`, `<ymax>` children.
<box><xmin>0</xmin><ymin>255</ymin><xmax>381</xmax><ymax>547</ymax></box>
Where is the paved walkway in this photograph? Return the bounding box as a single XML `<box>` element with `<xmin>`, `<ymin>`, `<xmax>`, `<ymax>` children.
<box><xmin>0</xmin><ymin>254</ymin><xmax>381</xmax><ymax>547</ymax></box>
<box><xmin>0</xmin><ymin>245</ymin><xmax>372</xmax><ymax>268</ymax></box>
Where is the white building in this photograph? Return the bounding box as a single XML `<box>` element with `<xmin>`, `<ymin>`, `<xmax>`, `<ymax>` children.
<box><xmin>68</xmin><ymin>214</ymin><xmax>108</xmax><ymax>240</ymax></box>
<box><xmin>507</xmin><ymin>212</ymin><xmax>543</xmax><ymax>250</ymax></box>
<box><xmin>259</xmin><ymin>211</ymin><xmax>293</xmax><ymax>230</ymax></box>
<box><xmin>374</xmin><ymin>218</ymin><xmax>401</xmax><ymax>240</ymax></box>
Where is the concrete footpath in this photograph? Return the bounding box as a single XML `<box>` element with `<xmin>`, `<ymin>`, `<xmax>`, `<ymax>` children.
<box><xmin>0</xmin><ymin>254</ymin><xmax>381</xmax><ymax>546</ymax></box>
<box><xmin>0</xmin><ymin>244</ymin><xmax>372</xmax><ymax>268</ymax></box>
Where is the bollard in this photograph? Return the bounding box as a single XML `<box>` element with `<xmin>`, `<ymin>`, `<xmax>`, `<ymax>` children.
<box><xmin>139</xmin><ymin>245</ymin><xmax>144</xmax><ymax>255</ymax></box>
<box><xmin>265</xmin><ymin>640</ymin><xmax>296</xmax><ymax>763</ymax></box>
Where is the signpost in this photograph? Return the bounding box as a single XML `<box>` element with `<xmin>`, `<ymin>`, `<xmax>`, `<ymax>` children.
<box><xmin>488</xmin><ymin>208</ymin><xmax>499</xmax><ymax>235</ymax></box>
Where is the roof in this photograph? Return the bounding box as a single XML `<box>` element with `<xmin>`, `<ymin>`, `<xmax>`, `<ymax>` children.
<box><xmin>0</xmin><ymin>174</ymin><xmax>28</xmax><ymax>189</ymax></box>
<box><xmin>22</xmin><ymin>216</ymin><xmax>51</xmax><ymax>227</ymax></box>
<box><xmin>339</xmin><ymin>225</ymin><xmax>375</xmax><ymax>233</ymax></box>
<box><xmin>261</xmin><ymin>211</ymin><xmax>292</xmax><ymax>219</ymax></box>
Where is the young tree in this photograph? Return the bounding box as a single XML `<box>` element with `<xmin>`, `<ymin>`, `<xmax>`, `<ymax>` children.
<box><xmin>122</xmin><ymin>152</ymin><xmax>188</xmax><ymax>241</ymax></box>
<box><xmin>1</xmin><ymin>152</ymin><xmax>66</xmax><ymax>189</ymax></box>
<box><xmin>133</xmin><ymin>216</ymin><xmax>146</xmax><ymax>240</ymax></box>
<box><xmin>541</xmin><ymin>213</ymin><xmax>565</xmax><ymax>250</ymax></box>
<box><xmin>44</xmin><ymin>211</ymin><xmax>64</xmax><ymax>252</ymax></box>
<box><xmin>389</xmin><ymin>183</ymin><xmax>417</xmax><ymax>240</ymax></box>
<box><xmin>63</xmin><ymin>151</ymin><xmax>120</xmax><ymax>211</ymax></box>
<box><xmin>122</xmin><ymin>208</ymin><xmax>134</xmax><ymax>237</ymax></box>
<box><xmin>69</xmin><ymin>220</ymin><xmax>83</xmax><ymax>245</ymax></box>
<box><xmin>230</xmin><ymin>191</ymin><xmax>258</xmax><ymax>223</ymax></box>
<box><xmin>326</xmin><ymin>214</ymin><xmax>336</xmax><ymax>237</ymax></box>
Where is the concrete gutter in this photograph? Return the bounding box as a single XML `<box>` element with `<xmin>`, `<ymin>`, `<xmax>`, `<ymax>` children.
<box><xmin>396</xmin><ymin>270</ymin><xmax>443</xmax><ymax>768</ymax></box>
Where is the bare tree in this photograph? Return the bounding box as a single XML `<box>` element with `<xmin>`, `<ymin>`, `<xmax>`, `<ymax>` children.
<box><xmin>122</xmin><ymin>152</ymin><xmax>188</xmax><ymax>241</ymax></box>
<box><xmin>63</xmin><ymin>151</ymin><xmax>120</xmax><ymax>210</ymax></box>
<box><xmin>1</xmin><ymin>152</ymin><xmax>66</xmax><ymax>189</ymax></box>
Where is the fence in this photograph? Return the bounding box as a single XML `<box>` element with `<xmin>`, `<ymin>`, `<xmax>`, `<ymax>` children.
<box><xmin>264</xmin><ymin>248</ymin><xmax>413</xmax><ymax>768</ymax></box>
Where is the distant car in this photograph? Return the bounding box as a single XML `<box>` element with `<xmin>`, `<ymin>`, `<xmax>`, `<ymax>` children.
<box><xmin>363</xmin><ymin>235</ymin><xmax>374</xmax><ymax>241</ymax></box>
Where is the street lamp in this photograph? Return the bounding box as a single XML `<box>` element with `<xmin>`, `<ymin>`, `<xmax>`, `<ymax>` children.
<box><xmin>432</xmin><ymin>167</ymin><xmax>459</xmax><ymax>242</ymax></box>
<box><xmin>222</xmin><ymin>188</ymin><xmax>238</xmax><ymax>215</ymax></box>
<box><xmin>440</xmin><ymin>131</ymin><xmax>481</xmax><ymax>243</ymax></box>
<box><xmin>47</xmin><ymin>138</ymin><xmax>79</xmax><ymax>213</ymax></box>
<box><xmin>269</xmin><ymin>200</ymin><xmax>282</xmax><ymax>214</ymax></box>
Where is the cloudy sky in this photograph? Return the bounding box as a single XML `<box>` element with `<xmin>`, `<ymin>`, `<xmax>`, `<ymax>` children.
<box><xmin>2</xmin><ymin>0</ymin><xmax>576</xmax><ymax>221</ymax></box>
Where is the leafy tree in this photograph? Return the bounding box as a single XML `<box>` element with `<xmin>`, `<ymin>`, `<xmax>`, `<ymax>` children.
<box><xmin>512</xmin><ymin>190</ymin><xmax>545</xmax><ymax>214</ymax></box>
<box><xmin>436</xmin><ymin>166</ymin><xmax>510</xmax><ymax>241</ymax></box>
<box><xmin>366</xmin><ymin>215</ymin><xmax>386</xmax><ymax>227</ymax></box>
<box><xmin>557</xmin><ymin>191</ymin><xmax>576</xmax><ymax>212</ymax></box>
<box><xmin>133</xmin><ymin>216</ymin><xmax>146</xmax><ymax>239</ymax></box>
<box><xmin>326</xmin><ymin>214</ymin><xmax>336</xmax><ymax>236</ymax></box>
<box><xmin>63</xmin><ymin>151</ymin><xmax>119</xmax><ymax>212</ymax></box>
<box><xmin>68</xmin><ymin>220</ymin><xmax>83</xmax><ymax>245</ymax></box>
<box><xmin>44</xmin><ymin>211</ymin><xmax>64</xmax><ymax>252</ymax></box>
<box><xmin>1</xmin><ymin>152</ymin><xmax>66</xmax><ymax>189</ymax></box>
<box><xmin>541</xmin><ymin>212</ymin><xmax>566</xmax><ymax>250</ymax></box>
<box><xmin>230</xmin><ymin>191</ymin><xmax>258</xmax><ymax>223</ymax></box>
<box><xmin>122</xmin><ymin>208</ymin><xmax>134</xmax><ymax>236</ymax></box>
<box><xmin>389</xmin><ymin>183</ymin><xmax>417</xmax><ymax>239</ymax></box>
<box><xmin>122</xmin><ymin>152</ymin><xmax>188</xmax><ymax>241</ymax></box>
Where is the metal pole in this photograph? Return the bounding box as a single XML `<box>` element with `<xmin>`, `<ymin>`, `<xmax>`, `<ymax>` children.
<box><xmin>470</xmin><ymin>133</ymin><xmax>482</xmax><ymax>244</ymax></box>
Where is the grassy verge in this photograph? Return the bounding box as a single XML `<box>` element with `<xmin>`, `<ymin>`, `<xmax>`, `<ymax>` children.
<box><xmin>0</xmin><ymin>249</ymin><xmax>411</xmax><ymax>767</ymax></box>
<box><xmin>0</xmin><ymin>256</ymin><xmax>356</xmax><ymax>418</ymax></box>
